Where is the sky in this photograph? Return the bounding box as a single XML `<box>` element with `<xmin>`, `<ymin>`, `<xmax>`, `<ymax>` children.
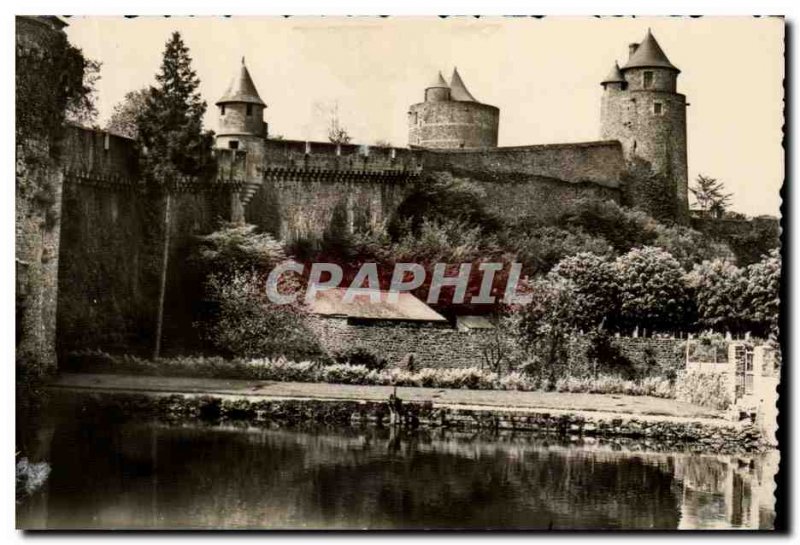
<box><xmin>64</xmin><ymin>16</ymin><xmax>784</xmax><ymax>217</ymax></box>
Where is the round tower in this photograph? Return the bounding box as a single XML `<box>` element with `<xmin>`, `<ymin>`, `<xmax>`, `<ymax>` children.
<box><xmin>215</xmin><ymin>57</ymin><xmax>267</xmax><ymax>154</ymax></box>
<box><xmin>408</xmin><ymin>68</ymin><xmax>499</xmax><ymax>149</ymax></box>
<box><xmin>600</xmin><ymin>30</ymin><xmax>688</xmax><ymax>222</ymax></box>
<box><xmin>215</xmin><ymin>58</ymin><xmax>267</xmax><ymax>215</ymax></box>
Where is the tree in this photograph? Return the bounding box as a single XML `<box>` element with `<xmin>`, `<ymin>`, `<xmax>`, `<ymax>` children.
<box><xmin>652</xmin><ymin>223</ymin><xmax>735</xmax><ymax>270</ymax></box>
<box><xmin>515</xmin><ymin>278</ymin><xmax>579</xmax><ymax>388</ymax></box>
<box><xmin>388</xmin><ymin>172</ymin><xmax>501</xmax><ymax>239</ymax></box>
<box><xmin>686</xmin><ymin>259</ymin><xmax>748</xmax><ymax>335</ymax></box>
<box><xmin>549</xmin><ymin>252</ymin><xmax>619</xmax><ymax>331</ymax></box>
<box><xmin>506</xmin><ymin>225</ymin><xmax>614</xmax><ymax>275</ymax></box>
<box><xmin>555</xmin><ymin>197</ymin><xmax>657</xmax><ymax>253</ymax></box>
<box><xmin>64</xmin><ymin>56</ymin><xmax>101</xmax><ymax>127</ymax></box>
<box><xmin>192</xmin><ymin>223</ymin><xmax>315</xmax><ymax>359</ymax></box>
<box><xmin>136</xmin><ymin>32</ymin><xmax>215</xmax><ymax>359</ymax></box>
<box><xmin>326</xmin><ymin>101</ymin><xmax>352</xmax><ymax>144</ymax></box>
<box><xmin>105</xmin><ymin>88</ymin><xmax>152</xmax><ymax>139</ymax></box>
<box><xmin>690</xmin><ymin>174</ymin><xmax>733</xmax><ymax>218</ymax></box>
<box><xmin>193</xmin><ymin>223</ymin><xmax>287</xmax><ymax>275</ymax></box>
<box><xmin>744</xmin><ymin>249</ymin><xmax>781</xmax><ymax>340</ymax></box>
<box><xmin>614</xmin><ymin>247</ymin><xmax>693</xmax><ymax>334</ymax></box>
<box><xmin>203</xmin><ymin>271</ymin><xmax>321</xmax><ymax>360</ymax></box>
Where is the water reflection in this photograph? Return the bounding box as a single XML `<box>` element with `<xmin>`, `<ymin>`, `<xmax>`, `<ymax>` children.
<box><xmin>18</xmin><ymin>412</ymin><xmax>777</xmax><ymax>530</ymax></box>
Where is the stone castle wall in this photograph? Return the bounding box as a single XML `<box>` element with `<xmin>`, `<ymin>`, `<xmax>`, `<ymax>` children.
<box><xmin>56</xmin><ymin>127</ymin><xmax>238</xmax><ymax>356</ymax></box>
<box><xmin>49</xmin><ymin>127</ymin><xmax>770</xmax><ymax>363</ymax></box>
<box><xmin>242</xmin><ymin>140</ymin><xmax>625</xmax><ymax>243</ymax></box>
<box><xmin>16</xmin><ymin>16</ymin><xmax>69</xmax><ymax>375</ymax></box>
<box><xmin>421</xmin><ymin>141</ymin><xmax>625</xmax><ymax>187</ymax></box>
<box><xmin>420</xmin><ymin>141</ymin><xmax>624</xmax><ymax>221</ymax></box>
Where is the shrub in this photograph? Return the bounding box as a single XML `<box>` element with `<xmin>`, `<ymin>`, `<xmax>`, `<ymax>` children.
<box><xmin>202</xmin><ymin>271</ymin><xmax>322</xmax><ymax>360</ymax></box>
<box><xmin>16</xmin><ymin>457</ymin><xmax>50</xmax><ymax>503</ymax></box>
<box><xmin>67</xmin><ymin>351</ymin><xmax>678</xmax><ymax>398</ymax></box>
<box><xmin>247</xmin><ymin>358</ymin><xmax>320</xmax><ymax>382</ymax></box>
<box><xmin>319</xmin><ymin>364</ymin><xmax>370</xmax><ymax>385</ymax></box>
<box><xmin>412</xmin><ymin>368</ymin><xmax>440</xmax><ymax>388</ymax></box>
<box><xmin>436</xmin><ymin>368</ymin><xmax>497</xmax><ymax>390</ymax></box>
<box><xmin>585</xmin><ymin>328</ymin><xmax>635</xmax><ymax>379</ymax></box>
<box><xmin>333</xmin><ymin>347</ymin><xmax>388</xmax><ymax>372</ymax></box>
<box><xmin>553</xmin><ymin>374</ymin><xmax>674</xmax><ymax>398</ymax></box>
<box><xmin>498</xmin><ymin>372</ymin><xmax>538</xmax><ymax>392</ymax></box>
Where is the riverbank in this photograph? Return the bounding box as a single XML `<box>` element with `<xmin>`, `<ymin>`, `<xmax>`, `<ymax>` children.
<box><xmin>47</xmin><ymin>373</ymin><xmax>766</xmax><ymax>452</ymax></box>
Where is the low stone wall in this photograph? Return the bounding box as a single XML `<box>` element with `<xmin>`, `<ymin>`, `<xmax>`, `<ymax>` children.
<box><xmin>311</xmin><ymin>316</ymin><xmax>685</xmax><ymax>374</ymax></box>
<box><xmin>57</xmin><ymin>390</ymin><xmax>766</xmax><ymax>453</ymax></box>
<box><xmin>568</xmin><ymin>336</ymin><xmax>685</xmax><ymax>376</ymax></box>
<box><xmin>309</xmin><ymin>316</ymin><xmax>496</xmax><ymax>368</ymax></box>
<box><xmin>675</xmin><ymin>371</ymin><xmax>734</xmax><ymax>411</ymax></box>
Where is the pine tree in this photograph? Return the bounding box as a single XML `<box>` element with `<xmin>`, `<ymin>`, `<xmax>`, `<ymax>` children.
<box><xmin>137</xmin><ymin>32</ymin><xmax>214</xmax><ymax>183</ymax></box>
<box><xmin>136</xmin><ymin>32</ymin><xmax>215</xmax><ymax>358</ymax></box>
<box><xmin>690</xmin><ymin>174</ymin><xmax>733</xmax><ymax>218</ymax></box>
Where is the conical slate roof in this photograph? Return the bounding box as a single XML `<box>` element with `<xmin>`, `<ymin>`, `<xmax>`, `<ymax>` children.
<box><xmin>426</xmin><ymin>71</ymin><xmax>449</xmax><ymax>89</ymax></box>
<box><xmin>216</xmin><ymin>58</ymin><xmax>266</xmax><ymax>106</ymax></box>
<box><xmin>601</xmin><ymin>61</ymin><xmax>626</xmax><ymax>84</ymax></box>
<box><xmin>449</xmin><ymin>68</ymin><xmax>478</xmax><ymax>102</ymax></box>
<box><xmin>623</xmin><ymin>29</ymin><xmax>679</xmax><ymax>72</ymax></box>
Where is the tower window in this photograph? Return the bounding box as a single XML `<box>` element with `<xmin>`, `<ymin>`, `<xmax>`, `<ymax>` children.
<box><xmin>246</xmin><ymin>104</ymin><xmax>253</xmax><ymax>116</ymax></box>
<box><xmin>643</xmin><ymin>71</ymin><xmax>654</xmax><ymax>89</ymax></box>
<box><xmin>228</xmin><ymin>140</ymin><xmax>239</xmax><ymax>150</ymax></box>
<box><xmin>221</xmin><ymin>105</ymin><xmax>226</xmax><ymax>115</ymax></box>
<box><xmin>653</xmin><ymin>102</ymin><xmax>664</xmax><ymax>115</ymax></box>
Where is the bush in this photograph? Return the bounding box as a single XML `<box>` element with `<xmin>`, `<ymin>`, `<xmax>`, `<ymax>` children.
<box><xmin>16</xmin><ymin>457</ymin><xmax>50</xmax><ymax>503</ymax></box>
<box><xmin>319</xmin><ymin>364</ymin><xmax>370</xmax><ymax>385</ymax></box>
<box><xmin>553</xmin><ymin>375</ymin><xmax>675</xmax><ymax>398</ymax></box>
<box><xmin>333</xmin><ymin>347</ymin><xmax>387</xmax><ymax>372</ymax></box>
<box><xmin>247</xmin><ymin>358</ymin><xmax>320</xmax><ymax>382</ymax></box>
<box><xmin>202</xmin><ymin>271</ymin><xmax>322</xmax><ymax>360</ymax></box>
<box><xmin>498</xmin><ymin>372</ymin><xmax>538</xmax><ymax>392</ymax></box>
<box><xmin>67</xmin><ymin>351</ymin><xmax>678</xmax><ymax>398</ymax></box>
<box><xmin>585</xmin><ymin>328</ymin><xmax>635</xmax><ymax>379</ymax></box>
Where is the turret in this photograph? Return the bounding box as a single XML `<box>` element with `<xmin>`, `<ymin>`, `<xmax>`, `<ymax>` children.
<box><xmin>215</xmin><ymin>58</ymin><xmax>267</xmax><ymax>216</ymax></box>
<box><xmin>425</xmin><ymin>71</ymin><xmax>451</xmax><ymax>102</ymax></box>
<box><xmin>600</xmin><ymin>30</ymin><xmax>689</xmax><ymax>222</ymax></box>
<box><xmin>408</xmin><ymin>68</ymin><xmax>499</xmax><ymax>149</ymax></box>
<box><xmin>215</xmin><ymin>57</ymin><xmax>267</xmax><ymax>148</ymax></box>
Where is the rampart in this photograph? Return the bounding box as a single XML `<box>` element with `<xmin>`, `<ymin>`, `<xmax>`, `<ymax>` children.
<box><xmin>57</xmin><ymin>126</ymin><xmax>241</xmax><ymax>356</ymax></box>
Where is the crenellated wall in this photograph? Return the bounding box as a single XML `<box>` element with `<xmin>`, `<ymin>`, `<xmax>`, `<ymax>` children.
<box><xmin>244</xmin><ymin>139</ymin><xmax>423</xmax><ymax>243</ymax></box>
<box><xmin>420</xmin><ymin>141</ymin><xmax>625</xmax><ymax>187</ymax></box>
<box><xmin>242</xmin><ymin>139</ymin><xmax>625</xmax><ymax>243</ymax></box>
<box><xmin>56</xmin><ymin>126</ymin><xmax>240</xmax><ymax>356</ymax></box>
<box><xmin>417</xmin><ymin>141</ymin><xmax>624</xmax><ymax>222</ymax></box>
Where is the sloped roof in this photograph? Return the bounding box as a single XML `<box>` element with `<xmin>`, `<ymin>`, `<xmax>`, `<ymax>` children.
<box><xmin>622</xmin><ymin>30</ymin><xmax>679</xmax><ymax>72</ymax></box>
<box><xmin>427</xmin><ymin>71</ymin><xmax>449</xmax><ymax>89</ymax></box>
<box><xmin>601</xmin><ymin>61</ymin><xmax>626</xmax><ymax>84</ymax></box>
<box><xmin>309</xmin><ymin>288</ymin><xmax>447</xmax><ymax>322</ymax></box>
<box><xmin>216</xmin><ymin>58</ymin><xmax>266</xmax><ymax>106</ymax></box>
<box><xmin>449</xmin><ymin>68</ymin><xmax>478</xmax><ymax>102</ymax></box>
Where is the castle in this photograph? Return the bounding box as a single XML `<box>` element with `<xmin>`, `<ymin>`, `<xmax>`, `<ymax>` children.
<box><xmin>17</xmin><ymin>17</ymin><xmax>701</xmax><ymax>365</ymax></box>
<box><xmin>213</xmin><ymin>28</ymin><xmax>689</xmax><ymax>238</ymax></box>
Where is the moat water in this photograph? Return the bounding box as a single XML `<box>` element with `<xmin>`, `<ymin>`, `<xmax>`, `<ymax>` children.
<box><xmin>18</xmin><ymin>410</ymin><xmax>778</xmax><ymax>530</ymax></box>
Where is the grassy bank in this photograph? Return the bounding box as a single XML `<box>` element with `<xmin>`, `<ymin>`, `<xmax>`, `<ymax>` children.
<box><xmin>66</xmin><ymin>350</ymin><xmax>675</xmax><ymax>399</ymax></box>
